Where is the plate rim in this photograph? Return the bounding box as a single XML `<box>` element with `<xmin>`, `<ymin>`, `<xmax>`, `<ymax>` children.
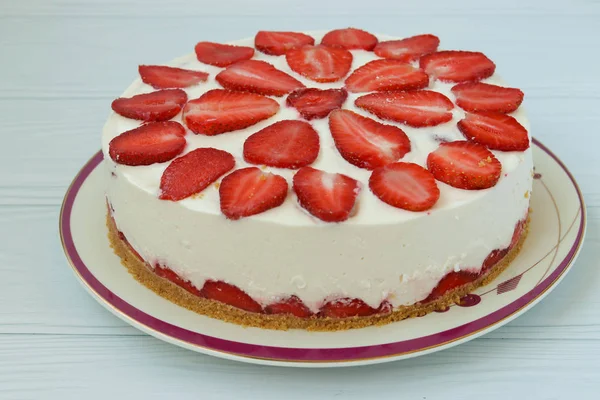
<box><xmin>59</xmin><ymin>138</ymin><xmax>587</xmax><ymax>366</ymax></box>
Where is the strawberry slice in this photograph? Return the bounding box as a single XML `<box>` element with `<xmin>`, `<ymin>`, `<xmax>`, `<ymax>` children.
<box><xmin>458</xmin><ymin>112</ymin><xmax>530</xmax><ymax>151</ymax></box>
<box><xmin>255</xmin><ymin>31</ymin><xmax>315</xmax><ymax>55</ymax></box>
<box><xmin>427</xmin><ymin>141</ymin><xmax>502</xmax><ymax>190</ymax></box>
<box><xmin>374</xmin><ymin>34</ymin><xmax>440</xmax><ymax>62</ymax></box>
<box><xmin>111</xmin><ymin>89</ymin><xmax>187</xmax><ymax>122</ymax></box>
<box><xmin>194</xmin><ymin>41</ymin><xmax>254</xmax><ymax>67</ymax></box>
<box><xmin>183</xmin><ymin>89</ymin><xmax>279</xmax><ymax>135</ymax></box>
<box><xmin>155</xmin><ymin>265</ymin><xmax>202</xmax><ymax>297</ymax></box>
<box><xmin>216</xmin><ymin>60</ymin><xmax>304</xmax><ymax>97</ymax></box>
<box><xmin>321</xmin><ymin>28</ymin><xmax>378</xmax><ymax>51</ymax></box>
<box><xmin>138</xmin><ymin>65</ymin><xmax>208</xmax><ymax>89</ymax></box>
<box><xmin>285</xmin><ymin>45</ymin><xmax>353</xmax><ymax>83</ymax></box>
<box><xmin>355</xmin><ymin>90</ymin><xmax>454</xmax><ymax>127</ymax></box>
<box><xmin>510</xmin><ymin>218</ymin><xmax>526</xmax><ymax>249</ymax></box>
<box><xmin>451</xmin><ymin>82</ymin><xmax>524</xmax><ymax>113</ymax></box>
<box><xmin>159</xmin><ymin>148</ymin><xmax>235</xmax><ymax>201</ymax></box>
<box><xmin>420</xmin><ymin>50</ymin><xmax>496</xmax><ymax>83</ymax></box>
<box><xmin>329</xmin><ymin>109</ymin><xmax>411</xmax><ymax>170</ymax></box>
<box><xmin>286</xmin><ymin>88</ymin><xmax>348</xmax><ymax>120</ymax></box>
<box><xmin>424</xmin><ymin>271</ymin><xmax>478</xmax><ymax>302</ymax></box>
<box><xmin>219</xmin><ymin>167</ymin><xmax>288</xmax><ymax>220</ymax></box>
<box><xmin>482</xmin><ymin>248</ymin><xmax>509</xmax><ymax>272</ymax></box>
<box><xmin>265</xmin><ymin>296</ymin><xmax>313</xmax><ymax>318</ymax></box>
<box><xmin>345</xmin><ymin>59</ymin><xmax>429</xmax><ymax>93</ymax></box>
<box><xmin>369</xmin><ymin>162</ymin><xmax>440</xmax><ymax>211</ymax></box>
<box><xmin>108</xmin><ymin>121</ymin><xmax>186</xmax><ymax>166</ymax></box>
<box><xmin>319</xmin><ymin>298</ymin><xmax>378</xmax><ymax>318</ymax></box>
<box><xmin>243</xmin><ymin>120</ymin><xmax>319</xmax><ymax>169</ymax></box>
<box><xmin>292</xmin><ymin>167</ymin><xmax>360</xmax><ymax>222</ymax></box>
<box><xmin>200</xmin><ymin>281</ymin><xmax>263</xmax><ymax>313</ymax></box>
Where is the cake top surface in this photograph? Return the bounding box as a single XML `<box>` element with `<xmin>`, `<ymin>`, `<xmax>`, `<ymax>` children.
<box><xmin>102</xmin><ymin>29</ymin><xmax>531</xmax><ymax>226</ymax></box>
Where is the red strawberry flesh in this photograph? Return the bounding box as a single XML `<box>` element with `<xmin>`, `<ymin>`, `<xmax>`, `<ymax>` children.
<box><xmin>265</xmin><ymin>296</ymin><xmax>313</xmax><ymax>318</ymax></box>
<box><xmin>355</xmin><ymin>90</ymin><xmax>454</xmax><ymax>127</ymax></box>
<box><xmin>219</xmin><ymin>167</ymin><xmax>288</xmax><ymax>220</ymax></box>
<box><xmin>321</xmin><ymin>28</ymin><xmax>378</xmax><ymax>51</ymax></box>
<box><xmin>216</xmin><ymin>60</ymin><xmax>304</xmax><ymax>97</ymax></box>
<box><xmin>458</xmin><ymin>112</ymin><xmax>530</xmax><ymax>151</ymax></box>
<box><xmin>369</xmin><ymin>162</ymin><xmax>440</xmax><ymax>211</ymax></box>
<box><xmin>200</xmin><ymin>280</ymin><xmax>263</xmax><ymax>313</ymax></box>
<box><xmin>159</xmin><ymin>148</ymin><xmax>235</xmax><ymax>201</ymax></box>
<box><xmin>109</xmin><ymin>121</ymin><xmax>186</xmax><ymax>166</ymax></box>
<box><xmin>427</xmin><ymin>141</ymin><xmax>502</xmax><ymax>190</ymax></box>
<box><xmin>194</xmin><ymin>41</ymin><xmax>254</xmax><ymax>67</ymax></box>
<box><xmin>111</xmin><ymin>89</ymin><xmax>187</xmax><ymax>122</ymax></box>
<box><xmin>329</xmin><ymin>109</ymin><xmax>411</xmax><ymax>170</ymax></box>
<box><xmin>451</xmin><ymin>82</ymin><xmax>524</xmax><ymax>113</ymax></box>
<box><xmin>183</xmin><ymin>89</ymin><xmax>279</xmax><ymax>135</ymax></box>
<box><xmin>420</xmin><ymin>50</ymin><xmax>496</xmax><ymax>83</ymax></box>
<box><xmin>255</xmin><ymin>31</ymin><xmax>315</xmax><ymax>55</ymax></box>
<box><xmin>139</xmin><ymin>65</ymin><xmax>208</xmax><ymax>89</ymax></box>
<box><xmin>286</xmin><ymin>45</ymin><xmax>353</xmax><ymax>83</ymax></box>
<box><xmin>293</xmin><ymin>167</ymin><xmax>360</xmax><ymax>222</ymax></box>
<box><xmin>243</xmin><ymin>120</ymin><xmax>319</xmax><ymax>169</ymax></box>
<box><xmin>374</xmin><ymin>34</ymin><xmax>440</xmax><ymax>62</ymax></box>
<box><xmin>286</xmin><ymin>88</ymin><xmax>348</xmax><ymax>120</ymax></box>
<box><xmin>319</xmin><ymin>298</ymin><xmax>378</xmax><ymax>318</ymax></box>
<box><xmin>344</xmin><ymin>59</ymin><xmax>429</xmax><ymax>93</ymax></box>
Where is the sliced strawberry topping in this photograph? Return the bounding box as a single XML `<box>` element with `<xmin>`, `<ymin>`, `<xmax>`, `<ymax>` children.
<box><xmin>321</xmin><ymin>28</ymin><xmax>378</xmax><ymax>51</ymax></box>
<box><xmin>451</xmin><ymin>82</ymin><xmax>524</xmax><ymax>113</ymax></box>
<box><xmin>285</xmin><ymin>45</ymin><xmax>353</xmax><ymax>83</ymax></box>
<box><xmin>194</xmin><ymin>42</ymin><xmax>254</xmax><ymax>67</ymax></box>
<box><xmin>293</xmin><ymin>167</ymin><xmax>360</xmax><ymax>222</ymax></box>
<box><xmin>255</xmin><ymin>31</ymin><xmax>315</xmax><ymax>55</ymax></box>
<box><xmin>458</xmin><ymin>112</ymin><xmax>530</xmax><ymax>151</ymax></box>
<box><xmin>374</xmin><ymin>34</ymin><xmax>440</xmax><ymax>62</ymax></box>
<box><xmin>138</xmin><ymin>65</ymin><xmax>208</xmax><ymax>89</ymax></box>
<box><xmin>355</xmin><ymin>90</ymin><xmax>454</xmax><ymax>127</ymax></box>
<box><xmin>424</xmin><ymin>271</ymin><xmax>478</xmax><ymax>302</ymax></box>
<box><xmin>109</xmin><ymin>121</ymin><xmax>186</xmax><ymax>166</ymax></box>
<box><xmin>344</xmin><ymin>59</ymin><xmax>429</xmax><ymax>93</ymax></box>
<box><xmin>329</xmin><ymin>109</ymin><xmax>410</xmax><ymax>170</ymax></box>
<box><xmin>427</xmin><ymin>141</ymin><xmax>502</xmax><ymax>190</ymax></box>
<box><xmin>155</xmin><ymin>265</ymin><xmax>202</xmax><ymax>297</ymax></box>
<box><xmin>216</xmin><ymin>60</ymin><xmax>304</xmax><ymax>97</ymax></box>
<box><xmin>219</xmin><ymin>167</ymin><xmax>288</xmax><ymax>220</ymax></box>
<box><xmin>319</xmin><ymin>298</ymin><xmax>378</xmax><ymax>318</ymax></box>
<box><xmin>243</xmin><ymin>120</ymin><xmax>319</xmax><ymax>169</ymax></box>
<box><xmin>183</xmin><ymin>89</ymin><xmax>279</xmax><ymax>135</ymax></box>
<box><xmin>265</xmin><ymin>296</ymin><xmax>313</xmax><ymax>318</ymax></box>
<box><xmin>111</xmin><ymin>89</ymin><xmax>187</xmax><ymax>122</ymax></box>
<box><xmin>159</xmin><ymin>148</ymin><xmax>235</xmax><ymax>201</ymax></box>
<box><xmin>369</xmin><ymin>162</ymin><xmax>440</xmax><ymax>211</ymax></box>
<box><xmin>420</xmin><ymin>50</ymin><xmax>496</xmax><ymax>83</ymax></box>
<box><xmin>286</xmin><ymin>88</ymin><xmax>348</xmax><ymax>120</ymax></box>
<box><xmin>200</xmin><ymin>281</ymin><xmax>263</xmax><ymax>313</ymax></box>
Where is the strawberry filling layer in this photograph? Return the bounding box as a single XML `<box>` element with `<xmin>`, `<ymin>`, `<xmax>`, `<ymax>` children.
<box><xmin>112</xmin><ymin>211</ymin><xmax>527</xmax><ymax>319</ymax></box>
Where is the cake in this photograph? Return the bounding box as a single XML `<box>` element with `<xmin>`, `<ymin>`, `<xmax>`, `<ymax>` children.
<box><xmin>103</xmin><ymin>28</ymin><xmax>532</xmax><ymax>331</ymax></box>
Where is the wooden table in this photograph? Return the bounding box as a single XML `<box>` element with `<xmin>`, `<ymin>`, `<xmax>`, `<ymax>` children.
<box><xmin>1</xmin><ymin>1</ymin><xmax>599</xmax><ymax>398</ymax></box>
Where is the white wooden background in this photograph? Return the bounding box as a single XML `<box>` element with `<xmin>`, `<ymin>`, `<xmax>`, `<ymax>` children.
<box><xmin>1</xmin><ymin>0</ymin><xmax>599</xmax><ymax>398</ymax></box>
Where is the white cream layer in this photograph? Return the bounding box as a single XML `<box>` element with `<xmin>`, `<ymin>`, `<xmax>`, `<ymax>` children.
<box><xmin>103</xmin><ymin>31</ymin><xmax>533</xmax><ymax>312</ymax></box>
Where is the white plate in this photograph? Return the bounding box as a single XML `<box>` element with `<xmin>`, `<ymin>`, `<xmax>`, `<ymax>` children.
<box><xmin>60</xmin><ymin>139</ymin><xmax>586</xmax><ymax>367</ymax></box>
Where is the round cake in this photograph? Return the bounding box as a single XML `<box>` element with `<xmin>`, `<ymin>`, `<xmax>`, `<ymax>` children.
<box><xmin>103</xmin><ymin>28</ymin><xmax>532</xmax><ymax>330</ymax></box>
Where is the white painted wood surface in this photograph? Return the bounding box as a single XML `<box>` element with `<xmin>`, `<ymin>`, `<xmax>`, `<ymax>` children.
<box><xmin>1</xmin><ymin>0</ymin><xmax>599</xmax><ymax>398</ymax></box>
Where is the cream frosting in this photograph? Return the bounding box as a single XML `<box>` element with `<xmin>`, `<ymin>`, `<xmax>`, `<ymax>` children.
<box><xmin>103</xmin><ymin>31</ymin><xmax>533</xmax><ymax>312</ymax></box>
